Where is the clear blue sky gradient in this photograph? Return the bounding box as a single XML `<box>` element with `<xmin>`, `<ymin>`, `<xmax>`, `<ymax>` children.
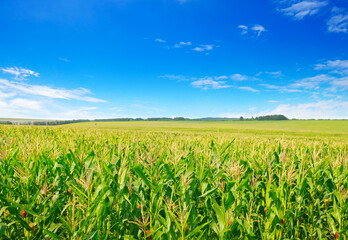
<box><xmin>0</xmin><ymin>0</ymin><xmax>347</xmax><ymax>119</ymax></box>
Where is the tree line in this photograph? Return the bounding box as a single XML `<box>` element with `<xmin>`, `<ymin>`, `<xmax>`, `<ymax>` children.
<box><xmin>0</xmin><ymin>115</ymin><xmax>290</xmax><ymax>126</ymax></box>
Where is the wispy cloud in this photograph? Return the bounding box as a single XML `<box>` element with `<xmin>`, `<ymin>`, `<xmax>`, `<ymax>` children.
<box><xmin>237</xmin><ymin>25</ymin><xmax>249</xmax><ymax>35</ymax></box>
<box><xmin>155</xmin><ymin>38</ymin><xmax>166</xmax><ymax>43</ymax></box>
<box><xmin>260</xmin><ymin>83</ymin><xmax>303</xmax><ymax>93</ymax></box>
<box><xmin>265</xmin><ymin>71</ymin><xmax>283</xmax><ymax>78</ymax></box>
<box><xmin>315</xmin><ymin>59</ymin><xmax>348</xmax><ymax>75</ymax></box>
<box><xmin>327</xmin><ymin>7</ymin><xmax>348</xmax><ymax>33</ymax></box>
<box><xmin>238</xmin><ymin>24</ymin><xmax>267</xmax><ymax>37</ymax></box>
<box><xmin>214</xmin><ymin>76</ymin><xmax>229</xmax><ymax>80</ymax></box>
<box><xmin>58</xmin><ymin>57</ymin><xmax>70</xmax><ymax>63</ymax></box>
<box><xmin>0</xmin><ymin>90</ymin><xmax>16</xmax><ymax>99</ymax></box>
<box><xmin>290</xmin><ymin>74</ymin><xmax>334</xmax><ymax>89</ymax></box>
<box><xmin>278</xmin><ymin>0</ymin><xmax>328</xmax><ymax>20</ymax></box>
<box><xmin>0</xmin><ymin>98</ymin><xmax>47</xmax><ymax>118</ymax></box>
<box><xmin>331</xmin><ymin>76</ymin><xmax>348</xmax><ymax>90</ymax></box>
<box><xmin>9</xmin><ymin>98</ymin><xmax>44</xmax><ymax>111</ymax></box>
<box><xmin>162</xmin><ymin>73</ymin><xmax>258</xmax><ymax>91</ymax></box>
<box><xmin>174</xmin><ymin>41</ymin><xmax>192</xmax><ymax>48</ymax></box>
<box><xmin>238</xmin><ymin>86</ymin><xmax>259</xmax><ymax>92</ymax></box>
<box><xmin>0</xmin><ymin>78</ymin><xmax>106</xmax><ymax>103</ymax></box>
<box><xmin>251</xmin><ymin>24</ymin><xmax>267</xmax><ymax>37</ymax></box>
<box><xmin>230</xmin><ymin>74</ymin><xmax>256</xmax><ymax>81</ymax></box>
<box><xmin>267</xmin><ymin>99</ymin><xmax>348</xmax><ymax>119</ymax></box>
<box><xmin>192</xmin><ymin>44</ymin><xmax>214</xmax><ymax>52</ymax></box>
<box><xmin>191</xmin><ymin>77</ymin><xmax>231</xmax><ymax>90</ymax></box>
<box><xmin>1</xmin><ymin>67</ymin><xmax>39</xmax><ymax>81</ymax></box>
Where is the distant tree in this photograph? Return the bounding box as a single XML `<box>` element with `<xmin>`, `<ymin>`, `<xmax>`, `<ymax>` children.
<box><xmin>254</xmin><ymin>115</ymin><xmax>288</xmax><ymax>121</ymax></box>
<box><xmin>240</xmin><ymin>116</ymin><xmax>244</xmax><ymax>121</ymax></box>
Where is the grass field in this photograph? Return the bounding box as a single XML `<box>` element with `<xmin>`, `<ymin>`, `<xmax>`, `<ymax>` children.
<box><xmin>69</xmin><ymin>120</ymin><xmax>348</xmax><ymax>138</ymax></box>
<box><xmin>0</xmin><ymin>121</ymin><xmax>347</xmax><ymax>239</ymax></box>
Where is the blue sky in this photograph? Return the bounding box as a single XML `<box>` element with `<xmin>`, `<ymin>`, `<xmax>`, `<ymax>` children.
<box><xmin>0</xmin><ymin>0</ymin><xmax>348</xmax><ymax>119</ymax></box>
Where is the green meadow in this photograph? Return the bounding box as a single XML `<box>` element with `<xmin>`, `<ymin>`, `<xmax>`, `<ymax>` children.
<box><xmin>0</xmin><ymin>120</ymin><xmax>347</xmax><ymax>239</ymax></box>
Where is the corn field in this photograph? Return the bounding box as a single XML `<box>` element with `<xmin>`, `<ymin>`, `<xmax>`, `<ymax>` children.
<box><xmin>0</xmin><ymin>125</ymin><xmax>347</xmax><ymax>239</ymax></box>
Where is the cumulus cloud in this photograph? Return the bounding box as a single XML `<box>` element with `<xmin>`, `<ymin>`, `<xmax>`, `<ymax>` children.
<box><xmin>1</xmin><ymin>67</ymin><xmax>39</xmax><ymax>81</ymax></box>
<box><xmin>279</xmin><ymin>0</ymin><xmax>328</xmax><ymax>20</ymax></box>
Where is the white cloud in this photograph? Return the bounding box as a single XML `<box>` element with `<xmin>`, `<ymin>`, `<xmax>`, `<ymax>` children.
<box><xmin>251</xmin><ymin>24</ymin><xmax>267</xmax><ymax>37</ymax></box>
<box><xmin>0</xmin><ymin>90</ymin><xmax>16</xmax><ymax>99</ymax></box>
<box><xmin>10</xmin><ymin>98</ymin><xmax>44</xmax><ymax>111</ymax></box>
<box><xmin>260</xmin><ymin>83</ymin><xmax>303</xmax><ymax>92</ymax></box>
<box><xmin>58</xmin><ymin>57</ymin><xmax>70</xmax><ymax>63</ymax></box>
<box><xmin>162</xmin><ymin>73</ymin><xmax>258</xmax><ymax>91</ymax></box>
<box><xmin>174</xmin><ymin>41</ymin><xmax>192</xmax><ymax>48</ymax></box>
<box><xmin>327</xmin><ymin>8</ymin><xmax>348</xmax><ymax>33</ymax></box>
<box><xmin>238</xmin><ymin>86</ymin><xmax>259</xmax><ymax>92</ymax></box>
<box><xmin>268</xmin><ymin>100</ymin><xmax>280</xmax><ymax>103</ymax></box>
<box><xmin>237</xmin><ymin>25</ymin><xmax>248</xmax><ymax>35</ymax></box>
<box><xmin>279</xmin><ymin>0</ymin><xmax>328</xmax><ymax>20</ymax></box>
<box><xmin>155</xmin><ymin>38</ymin><xmax>166</xmax><ymax>43</ymax></box>
<box><xmin>0</xmin><ymin>78</ymin><xmax>106</xmax><ymax>103</ymax></box>
<box><xmin>238</xmin><ymin>24</ymin><xmax>267</xmax><ymax>37</ymax></box>
<box><xmin>267</xmin><ymin>100</ymin><xmax>348</xmax><ymax>119</ymax></box>
<box><xmin>331</xmin><ymin>76</ymin><xmax>348</xmax><ymax>89</ymax></box>
<box><xmin>316</xmin><ymin>59</ymin><xmax>348</xmax><ymax>75</ymax></box>
<box><xmin>1</xmin><ymin>67</ymin><xmax>39</xmax><ymax>81</ymax></box>
<box><xmin>290</xmin><ymin>74</ymin><xmax>334</xmax><ymax>89</ymax></box>
<box><xmin>265</xmin><ymin>71</ymin><xmax>283</xmax><ymax>77</ymax></box>
<box><xmin>193</xmin><ymin>44</ymin><xmax>214</xmax><ymax>52</ymax></box>
<box><xmin>0</xmin><ymin>97</ymin><xmax>47</xmax><ymax>119</ymax></box>
<box><xmin>214</xmin><ymin>76</ymin><xmax>229</xmax><ymax>80</ymax></box>
<box><xmin>191</xmin><ymin>77</ymin><xmax>230</xmax><ymax>90</ymax></box>
<box><xmin>230</xmin><ymin>74</ymin><xmax>249</xmax><ymax>81</ymax></box>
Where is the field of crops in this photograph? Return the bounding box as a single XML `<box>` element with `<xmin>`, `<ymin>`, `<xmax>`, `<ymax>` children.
<box><xmin>0</xmin><ymin>121</ymin><xmax>347</xmax><ymax>239</ymax></box>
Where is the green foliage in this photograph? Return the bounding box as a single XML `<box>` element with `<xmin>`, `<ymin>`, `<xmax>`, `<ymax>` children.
<box><xmin>0</xmin><ymin>125</ymin><xmax>347</xmax><ymax>239</ymax></box>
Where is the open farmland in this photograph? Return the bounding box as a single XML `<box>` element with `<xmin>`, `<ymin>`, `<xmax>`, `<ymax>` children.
<box><xmin>0</xmin><ymin>121</ymin><xmax>347</xmax><ymax>239</ymax></box>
